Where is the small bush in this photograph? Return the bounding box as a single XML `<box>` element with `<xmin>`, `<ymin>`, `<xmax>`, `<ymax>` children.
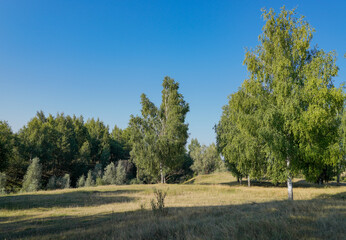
<box><xmin>130</xmin><ymin>178</ymin><xmax>142</xmax><ymax>185</ymax></box>
<box><xmin>150</xmin><ymin>188</ymin><xmax>168</xmax><ymax>215</ymax></box>
<box><xmin>77</xmin><ymin>175</ymin><xmax>86</xmax><ymax>188</ymax></box>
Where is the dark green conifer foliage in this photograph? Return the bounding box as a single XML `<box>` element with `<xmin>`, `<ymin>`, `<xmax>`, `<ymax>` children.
<box><xmin>115</xmin><ymin>161</ymin><xmax>126</xmax><ymax>185</ymax></box>
<box><xmin>103</xmin><ymin>162</ymin><xmax>116</xmax><ymax>185</ymax></box>
<box><xmin>22</xmin><ymin>157</ymin><xmax>42</xmax><ymax>192</ymax></box>
<box><xmin>77</xmin><ymin>175</ymin><xmax>86</xmax><ymax>188</ymax></box>
<box><xmin>85</xmin><ymin>170</ymin><xmax>94</xmax><ymax>187</ymax></box>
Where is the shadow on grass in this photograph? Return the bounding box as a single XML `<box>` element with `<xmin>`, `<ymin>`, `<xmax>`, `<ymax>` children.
<box><xmin>0</xmin><ymin>189</ymin><xmax>140</xmax><ymax>210</ymax></box>
<box><xmin>0</xmin><ymin>192</ymin><xmax>345</xmax><ymax>240</ymax></box>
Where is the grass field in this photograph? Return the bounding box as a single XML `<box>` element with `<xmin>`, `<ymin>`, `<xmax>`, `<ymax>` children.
<box><xmin>0</xmin><ymin>172</ymin><xmax>345</xmax><ymax>239</ymax></box>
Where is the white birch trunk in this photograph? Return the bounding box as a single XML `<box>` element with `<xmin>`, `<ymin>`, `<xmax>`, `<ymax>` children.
<box><xmin>247</xmin><ymin>175</ymin><xmax>250</xmax><ymax>187</ymax></box>
<box><xmin>287</xmin><ymin>158</ymin><xmax>293</xmax><ymax>200</ymax></box>
<box><xmin>160</xmin><ymin>162</ymin><xmax>164</xmax><ymax>184</ymax></box>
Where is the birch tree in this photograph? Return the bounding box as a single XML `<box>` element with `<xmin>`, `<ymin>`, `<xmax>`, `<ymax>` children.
<box><xmin>129</xmin><ymin>77</ymin><xmax>189</xmax><ymax>183</ymax></box>
<box><xmin>218</xmin><ymin>7</ymin><xmax>344</xmax><ymax>200</ymax></box>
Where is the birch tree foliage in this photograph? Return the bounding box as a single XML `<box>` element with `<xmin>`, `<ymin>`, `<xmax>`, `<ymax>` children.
<box><xmin>246</xmin><ymin>7</ymin><xmax>344</xmax><ymax>183</ymax></box>
<box><xmin>218</xmin><ymin>7</ymin><xmax>344</xmax><ymax>199</ymax></box>
<box><xmin>129</xmin><ymin>77</ymin><xmax>189</xmax><ymax>182</ymax></box>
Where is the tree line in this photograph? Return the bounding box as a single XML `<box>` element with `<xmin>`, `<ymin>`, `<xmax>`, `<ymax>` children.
<box><xmin>0</xmin><ymin>7</ymin><xmax>345</xmax><ymax>201</ymax></box>
<box><xmin>0</xmin><ymin>77</ymin><xmax>223</xmax><ymax>193</ymax></box>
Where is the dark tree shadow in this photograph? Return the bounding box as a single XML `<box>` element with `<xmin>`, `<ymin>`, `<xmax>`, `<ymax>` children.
<box><xmin>0</xmin><ymin>189</ymin><xmax>141</xmax><ymax>210</ymax></box>
<box><xmin>0</xmin><ymin>192</ymin><xmax>345</xmax><ymax>240</ymax></box>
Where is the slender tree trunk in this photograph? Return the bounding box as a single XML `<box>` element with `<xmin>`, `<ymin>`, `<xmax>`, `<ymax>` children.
<box><xmin>287</xmin><ymin>158</ymin><xmax>293</xmax><ymax>201</ymax></box>
<box><xmin>240</xmin><ymin>177</ymin><xmax>242</xmax><ymax>185</ymax></box>
<box><xmin>160</xmin><ymin>162</ymin><xmax>164</xmax><ymax>184</ymax></box>
<box><xmin>237</xmin><ymin>176</ymin><xmax>239</xmax><ymax>183</ymax></box>
<box><xmin>247</xmin><ymin>175</ymin><xmax>250</xmax><ymax>187</ymax></box>
<box><xmin>337</xmin><ymin>164</ymin><xmax>340</xmax><ymax>186</ymax></box>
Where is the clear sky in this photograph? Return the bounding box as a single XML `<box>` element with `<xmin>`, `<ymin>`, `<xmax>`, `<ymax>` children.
<box><xmin>0</xmin><ymin>0</ymin><xmax>345</xmax><ymax>145</ymax></box>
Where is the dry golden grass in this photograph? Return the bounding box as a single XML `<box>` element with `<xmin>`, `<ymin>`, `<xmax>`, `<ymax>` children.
<box><xmin>0</xmin><ymin>172</ymin><xmax>345</xmax><ymax>239</ymax></box>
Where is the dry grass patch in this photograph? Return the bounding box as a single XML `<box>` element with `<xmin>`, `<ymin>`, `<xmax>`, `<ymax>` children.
<box><xmin>0</xmin><ymin>172</ymin><xmax>345</xmax><ymax>239</ymax></box>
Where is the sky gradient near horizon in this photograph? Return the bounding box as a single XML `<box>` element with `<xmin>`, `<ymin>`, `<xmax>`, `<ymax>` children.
<box><xmin>0</xmin><ymin>0</ymin><xmax>345</xmax><ymax>145</ymax></box>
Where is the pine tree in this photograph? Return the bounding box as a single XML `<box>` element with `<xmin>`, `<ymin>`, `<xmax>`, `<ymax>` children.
<box><xmin>77</xmin><ymin>175</ymin><xmax>86</xmax><ymax>188</ymax></box>
<box><xmin>22</xmin><ymin>157</ymin><xmax>42</xmax><ymax>192</ymax></box>
<box><xmin>115</xmin><ymin>161</ymin><xmax>126</xmax><ymax>185</ymax></box>
<box><xmin>62</xmin><ymin>174</ymin><xmax>70</xmax><ymax>189</ymax></box>
<box><xmin>102</xmin><ymin>162</ymin><xmax>116</xmax><ymax>185</ymax></box>
<box><xmin>85</xmin><ymin>170</ymin><xmax>94</xmax><ymax>187</ymax></box>
<box><xmin>47</xmin><ymin>175</ymin><xmax>56</xmax><ymax>190</ymax></box>
<box><xmin>0</xmin><ymin>172</ymin><xmax>6</xmax><ymax>194</ymax></box>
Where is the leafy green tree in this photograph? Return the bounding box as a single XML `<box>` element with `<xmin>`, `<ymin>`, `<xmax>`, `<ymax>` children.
<box><xmin>0</xmin><ymin>121</ymin><xmax>14</xmax><ymax>171</ymax></box>
<box><xmin>111</xmin><ymin>125</ymin><xmax>132</xmax><ymax>160</ymax></box>
<box><xmin>21</xmin><ymin>157</ymin><xmax>42</xmax><ymax>192</ymax></box>
<box><xmin>129</xmin><ymin>77</ymin><xmax>189</xmax><ymax>183</ymax></box>
<box><xmin>189</xmin><ymin>140</ymin><xmax>224</xmax><ymax>175</ymax></box>
<box><xmin>216</xmin><ymin>89</ymin><xmax>267</xmax><ymax>187</ymax></box>
<box><xmin>85</xmin><ymin>118</ymin><xmax>110</xmax><ymax>166</ymax></box>
<box><xmin>103</xmin><ymin>162</ymin><xmax>116</xmax><ymax>185</ymax></box>
<box><xmin>219</xmin><ymin>7</ymin><xmax>344</xmax><ymax>200</ymax></box>
<box><xmin>337</xmin><ymin>109</ymin><xmax>346</xmax><ymax>185</ymax></box>
<box><xmin>115</xmin><ymin>160</ymin><xmax>126</xmax><ymax>185</ymax></box>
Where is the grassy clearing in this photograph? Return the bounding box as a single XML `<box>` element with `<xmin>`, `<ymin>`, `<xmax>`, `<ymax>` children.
<box><xmin>0</xmin><ymin>172</ymin><xmax>345</xmax><ymax>239</ymax></box>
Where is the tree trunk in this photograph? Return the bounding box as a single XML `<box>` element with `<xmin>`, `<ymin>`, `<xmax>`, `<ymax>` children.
<box><xmin>160</xmin><ymin>162</ymin><xmax>164</xmax><ymax>184</ymax></box>
<box><xmin>287</xmin><ymin>158</ymin><xmax>293</xmax><ymax>200</ymax></box>
<box><xmin>337</xmin><ymin>164</ymin><xmax>340</xmax><ymax>186</ymax></box>
<box><xmin>247</xmin><ymin>175</ymin><xmax>250</xmax><ymax>187</ymax></box>
<box><xmin>237</xmin><ymin>176</ymin><xmax>239</xmax><ymax>183</ymax></box>
<box><xmin>240</xmin><ymin>176</ymin><xmax>242</xmax><ymax>185</ymax></box>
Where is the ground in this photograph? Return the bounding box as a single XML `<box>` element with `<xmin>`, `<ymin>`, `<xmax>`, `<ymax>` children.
<box><xmin>0</xmin><ymin>172</ymin><xmax>345</xmax><ymax>239</ymax></box>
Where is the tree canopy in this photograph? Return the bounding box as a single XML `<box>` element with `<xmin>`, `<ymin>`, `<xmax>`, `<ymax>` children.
<box><xmin>216</xmin><ymin>7</ymin><xmax>344</xmax><ymax>200</ymax></box>
<box><xmin>129</xmin><ymin>76</ymin><xmax>189</xmax><ymax>183</ymax></box>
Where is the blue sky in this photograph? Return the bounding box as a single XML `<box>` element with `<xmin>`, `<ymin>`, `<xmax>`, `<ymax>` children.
<box><xmin>0</xmin><ymin>0</ymin><xmax>345</xmax><ymax>145</ymax></box>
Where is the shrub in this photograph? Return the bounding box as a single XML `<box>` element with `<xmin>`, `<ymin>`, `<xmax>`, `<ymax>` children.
<box><xmin>21</xmin><ymin>157</ymin><xmax>42</xmax><ymax>192</ymax></box>
<box><xmin>150</xmin><ymin>188</ymin><xmax>168</xmax><ymax>215</ymax></box>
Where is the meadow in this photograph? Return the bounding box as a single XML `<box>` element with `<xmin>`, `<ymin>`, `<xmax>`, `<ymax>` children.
<box><xmin>0</xmin><ymin>172</ymin><xmax>345</xmax><ymax>240</ymax></box>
